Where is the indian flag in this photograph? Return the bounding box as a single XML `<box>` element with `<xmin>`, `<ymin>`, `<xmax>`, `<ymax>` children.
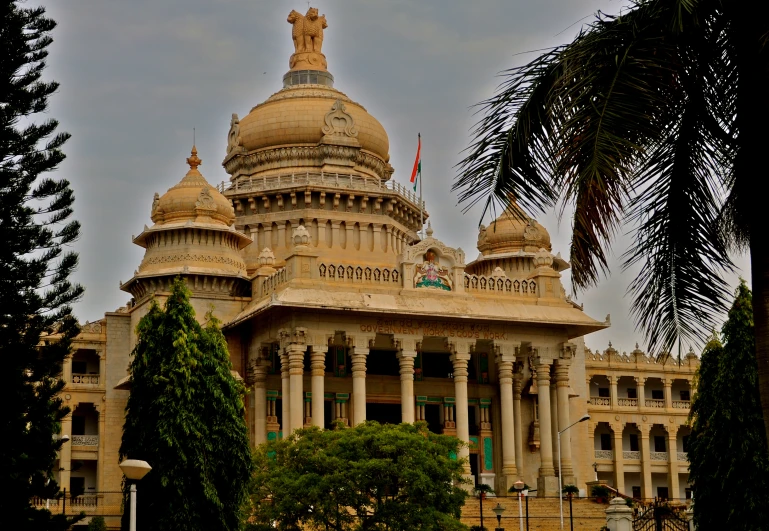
<box><xmin>410</xmin><ymin>133</ymin><xmax>421</xmax><ymax>192</ymax></box>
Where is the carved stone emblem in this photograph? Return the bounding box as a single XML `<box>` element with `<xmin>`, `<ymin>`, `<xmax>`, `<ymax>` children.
<box><xmin>288</xmin><ymin>7</ymin><xmax>327</xmax><ymax>54</ymax></box>
<box><xmin>322</xmin><ymin>99</ymin><xmax>358</xmax><ymax>138</ymax></box>
<box><xmin>414</xmin><ymin>250</ymin><xmax>452</xmax><ymax>291</ymax></box>
<box><xmin>151</xmin><ymin>192</ymin><xmax>160</xmax><ymax>216</ymax></box>
<box><xmin>195</xmin><ymin>187</ymin><xmax>216</xmax><ymax>210</ymax></box>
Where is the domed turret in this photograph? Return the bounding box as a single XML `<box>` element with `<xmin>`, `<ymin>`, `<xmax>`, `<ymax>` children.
<box><xmin>121</xmin><ymin>147</ymin><xmax>252</xmax><ymax>300</ymax></box>
<box><xmin>477</xmin><ymin>201</ymin><xmax>551</xmax><ymax>256</ymax></box>
<box><xmin>152</xmin><ymin>147</ymin><xmax>236</xmax><ymax>226</ymax></box>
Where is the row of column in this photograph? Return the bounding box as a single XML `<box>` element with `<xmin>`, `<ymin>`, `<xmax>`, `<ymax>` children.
<box><xmin>602</xmin><ymin>423</ymin><xmax>682</xmax><ymax>499</ymax></box>
<box><xmin>248</xmin><ymin>220</ymin><xmax>410</xmax><ymax>255</ymax></box>
<box><xmin>605</xmin><ymin>375</ymin><xmax>680</xmax><ymax>409</ymax></box>
<box><xmin>251</xmin><ymin>337</ymin><xmax>576</xmax><ymax>496</ymax></box>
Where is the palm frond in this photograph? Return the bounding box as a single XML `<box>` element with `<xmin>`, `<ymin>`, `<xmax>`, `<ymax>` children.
<box><xmin>624</xmin><ymin>62</ymin><xmax>733</xmax><ymax>352</ymax></box>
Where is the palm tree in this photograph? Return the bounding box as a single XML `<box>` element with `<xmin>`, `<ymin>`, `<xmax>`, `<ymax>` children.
<box><xmin>454</xmin><ymin>0</ymin><xmax>769</xmax><ymax>445</ymax></box>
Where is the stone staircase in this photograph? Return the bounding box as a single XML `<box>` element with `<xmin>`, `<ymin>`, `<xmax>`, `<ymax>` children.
<box><xmin>461</xmin><ymin>496</ymin><xmax>608</xmax><ymax>531</ymax></box>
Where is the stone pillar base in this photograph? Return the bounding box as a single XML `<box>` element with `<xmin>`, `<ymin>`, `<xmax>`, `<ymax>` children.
<box><xmin>562</xmin><ymin>475</ymin><xmax>576</xmax><ymax>489</ymax></box>
<box><xmin>500</xmin><ymin>472</ymin><xmax>520</xmax><ymax>493</ymax></box>
<box><xmin>537</xmin><ymin>475</ymin><xmax>559</xmax><ymax>497</ymax></box>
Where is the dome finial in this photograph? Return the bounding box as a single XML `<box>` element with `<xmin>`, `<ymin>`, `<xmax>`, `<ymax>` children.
<box><xmin>187</xmin><ymin>145</ymin><xmax>202</xmax><ymax>171</ymax></box>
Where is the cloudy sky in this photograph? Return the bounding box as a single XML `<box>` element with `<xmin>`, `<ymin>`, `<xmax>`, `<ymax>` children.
<box><xmin>38</xmin><ymin>0</ymin><xmax>750</xmax><ymax>354</ymax></box>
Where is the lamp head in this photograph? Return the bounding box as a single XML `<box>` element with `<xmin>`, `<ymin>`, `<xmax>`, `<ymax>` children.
<box><xmin>513</xmin><ymin>480</ymin><xmax>525</xmax><ymax>491</ymax></box>
<box><xmin>119</xmin><ymin>459</ymin><xmax>152</xmax><ymax>481</ymax></box>
<box><xmin>578</xmin><ymin>414</ymin><xmax>591</xmax><ymax>423</ymax></box>
<box><xmin>492</xmin><ymin>503</ymin><xmax>505</xmax><ymax>517</ymax></box>
<box><xmin>60</xmin><ymin>434</ymin><xmax>70</xmax><ymax>443</ymax></box>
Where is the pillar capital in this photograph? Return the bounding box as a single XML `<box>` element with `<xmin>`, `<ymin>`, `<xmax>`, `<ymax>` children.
<box><xmin>450</xmin><ymin>340</ymin><xmax>471</xmax><ymax>359</ymax></box>
<box><xmin>495</xmin><ymin>341</ymin><xmax>520</xmax><ymax>362</ymax></box>
<box><xmin>497</xmin><ymin>357</ymin><xmax>514</xmax><ymax>383</ymax></box>
<box><xmin>533</xmin><ymin>359</ymin><xmax>552</xmax><ymax>384</ymax></box>
<box><xmin>634</xmin><ymin>376</ymin><xmax>647</xmax><ymax>385</ymax></box>
<box><xmin>559</xmin><ymin>342</ymin><xmax>577</xmax><ymax>360</ymax></box>
<box><xmin>638</xmin><ymin>424</ymin><xmax>651</xmax><ymax>437</ymax></box>
<box><xmin>663</xmin><ymin>377</ymin><xmax>673</xmax><ymax>387</ymax></box>
<box><xmin>278</xmin><ymin>327</ymin><xmax>309</xmax><ymax>349</ymax></box>
<box><xmin>554</xmin><ymin>358</ymin><xmax>571</xmax><ymax>386</ymax></box>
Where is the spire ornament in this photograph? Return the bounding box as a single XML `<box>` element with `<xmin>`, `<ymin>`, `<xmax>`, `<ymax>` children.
<box><xmin>187</xmin><ymin>145</ymin><xmax>202</xmax><ymax>171</ymax></box>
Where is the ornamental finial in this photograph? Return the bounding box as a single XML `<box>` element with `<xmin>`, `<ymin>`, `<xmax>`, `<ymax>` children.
<box><xmin>187</xmin><ymin>145</ymin><xmax>202</xmax><ymax>171</ymax></box>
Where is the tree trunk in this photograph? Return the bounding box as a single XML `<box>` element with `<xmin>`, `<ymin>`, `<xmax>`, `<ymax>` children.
<box><xmin>733</xmin><ymin>3</ymin><xmax>769</xmax><ymax>448</ymax></box>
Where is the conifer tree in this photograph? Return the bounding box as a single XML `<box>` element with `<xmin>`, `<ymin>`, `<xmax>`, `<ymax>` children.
<box><xmin>1</xmin><ymin>2</ymin><xmax>84</xmax><ymax>529</ymax></box>
<box><xmin>688</xmin><ymin>281</ymin><xmax>769</xmax><ymax>530</ymax></box>
<box><xmin>120</xmin><ymin>278</ymin><xmax>253</xmax><ymax>531</ymax></box>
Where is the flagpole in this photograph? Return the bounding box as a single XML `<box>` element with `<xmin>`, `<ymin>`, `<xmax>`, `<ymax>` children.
<box><xmin>419</xmin><ymin>133</ymin><xmax>424</xmax><ymax>238</ymax></box>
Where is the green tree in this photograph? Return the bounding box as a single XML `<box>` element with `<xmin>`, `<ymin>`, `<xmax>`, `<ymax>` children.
<box><xmin>248</xmin><ymin>421</ymin><xmax>469</xmax><ymax>531</ymax></box>
<box><xmin>454</xmin><ymin>0</ymin><xmax>769</xmax><ymax>444</ymax></box>
<box><xmin>688</xmin><ymin>281</ymin><xmax>769</xmax><ymax>530</ymax></box>
<box><xmin>87</xmin><ymin>516</ymin><xmax>107</xmax><ymax>531</ymax></box>
<box><xmin>0</xmin><ymin>1</ymin><xmax>84</xmax><ymax>529</ymax></box>
<box><xmin>120</xmin><ymin>278</ymin><xmax>252</xmax><ymax>531</ymax></box>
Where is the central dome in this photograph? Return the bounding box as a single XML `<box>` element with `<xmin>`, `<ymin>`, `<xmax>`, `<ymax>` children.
<box><xmin>478</xmin><ymin>201</ymin><xmax>552</xmax><ymax>256</ymax></box>
<box><xmin>237</xmin><ymin>84</ymin><xmax>390</xmax><ymax>165</ymax></box>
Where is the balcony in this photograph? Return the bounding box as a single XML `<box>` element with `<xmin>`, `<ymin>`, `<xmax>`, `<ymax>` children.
<box><xmin>677</xmin><ymin>452</ymin><xmax>689</xmax><ymax>462</ymax></box>
<box><xmin>672</xmin><ymin>400</ymin><xmax>691</xmax><ymax>410</ymax></box>
<box><xmin>617</xmin><ymin>398</ymin><xmax>637</xmax><ymax>407</ymax></box>
<box><xmin>650</xmin><ymin>451</ymin><xmax>669</xmax><ymax>461</ymax></box>
<box><xmin>645</xmin><ymin>398</ymin><xmax>665</xmax><ymax>408</ymax></box>
<box><xmin>72</xmin><ymin>435</ymin><xmax>99</xmax><ymax>447</ymax></box>
<box><xmin>72</xmin><ymin>373</ymin><xmax>100</xmax><ymax>385</ymax></box>
<box><xmin>594</xmin><ymin>450</ymin><xmax>613</xmax><ymax>460</ymax></box>
<box><xmin>623</xmin><ymin>451</ymin><xmax>641</xmax><ymax>460</ymax></box>
<box><xmin>589</xmin><ymin>397</ymin><xmax>611</xmax><ymax>406</ymax></box>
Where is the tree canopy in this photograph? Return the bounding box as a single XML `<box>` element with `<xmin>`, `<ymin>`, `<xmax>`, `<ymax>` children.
<box><xmin>688</xmin><ymin>281</ymin><xmax>769</xmax><ymax>530</ymax></box>
<box><xmin>454</xmin><ymin>0</ymin><xmax>769</xmax><ymax>443</ymax></box>
<box><xmin>247</xmin><ymin>421</ymin><xmax>469</xmax><ymax>531</ymax></box>
<box><xmin>120</xmin><ymin>278</ymin><xmax>253</xmax><ymax>531</ymax></box>
<box><xmin>0</xmin><ymin>1</ymin><xmax>84</xmax><ymax>528</ymax></box>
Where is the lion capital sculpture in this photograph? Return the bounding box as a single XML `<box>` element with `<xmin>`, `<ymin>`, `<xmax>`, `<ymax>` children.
<box><xmin>287</xmin><ymin>7</ymin><xmax>327</xmax><ymax>54</ymax></box>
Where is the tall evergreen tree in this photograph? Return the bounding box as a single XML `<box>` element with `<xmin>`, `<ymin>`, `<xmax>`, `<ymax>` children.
<box><xmin>0</xmin><ymin>2</ymin><xmax>84</xmax><ymax>529</ymax></box>
<box><xmin>120</xmin><ymin>278</ymin><xmax>253</xmax><ymax>531</ymax></box>
<box><xmin>688</xmin><ymin>281</ymin><xmax>769</xmax><ymax>530</ymax></box>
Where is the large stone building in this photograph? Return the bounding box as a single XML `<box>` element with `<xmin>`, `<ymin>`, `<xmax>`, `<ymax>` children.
<box><xmin>44</xmin><ymin>7</ymin><xmax>697</xmax><ymax>526</ymax></box>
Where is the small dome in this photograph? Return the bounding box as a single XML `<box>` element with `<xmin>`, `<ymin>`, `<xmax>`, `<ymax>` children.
<box><xmin>152</xmin><ymin>147</ymin><xmax>235</xmax><ymax>226</ymax></box>
<box><xmin>237</xmin><ymin>85</ymin><xmax>390</xmax><ymax>164</ymax></box>
<box><xmin>477</xmin><ymin>201</ymin><xmax>551</xmax><ymax>256</ymax></box>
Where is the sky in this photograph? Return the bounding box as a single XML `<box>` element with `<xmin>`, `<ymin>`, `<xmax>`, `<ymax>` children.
<box><xmin>37</xmin><ymin>0</ymin><xmax>750</xmax><ymax>355</ymax></box>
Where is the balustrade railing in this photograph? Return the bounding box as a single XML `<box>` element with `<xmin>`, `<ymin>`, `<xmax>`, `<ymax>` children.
<box><xmin>72</xmin><ymin>374</ymin><xmax>99</xmax><ymax>385</ymax></box>
<box><xmin>645</xmin><ymin>398</ymin><xmax>665</xmax><ymax>408</ymax></box>
<box><xmin>672</xmin><ymin>400</ymin><xmax>691</xmax><ymax>409</ymax></box>
<box><xmin>464</xmin><ymin>274</ymin><xmax>537</xmax><ymax>296</ymax></box>
<box><xmin>623</xmin><ymin>451</ymin><xmax>641</xmax><ymax>460</ymax></box>
<box><xmin>72</xmin><ymin>435</ymin><xmax>99</xmax><ymax>447</ymax></box>
<box><xmin>650</xmin><ymin>451</ymin><xmax>669</xmax><ymax>461</ymax></box>
<box><xmin>594</xmin><ymin>450</ymin><xmax>613</xmax><ymax>460</ymax></box>
<box><xmin>617</xmin><ymin>397</ymin><xmax>637</xmax><ymax>407</ymax></box>
<box><xmin>319</xmin><ymin>263</ymin><xmax>400</xmax><ymax>286</ymax></box>
<box><xmin>261</xmin><ymin>267</ymin><xmax>288</xmax><ymax>296</ymax></box>
<box><xmin>220</xmin><ymin>172</ymin><xmax>425</xmax><ymax>209</ymax></box>
<box><xmin>677</xmin><ymin>452</ymin><xmax>688</xmax><ymax>462</ymax></box>
<box><xmin>588</xmin><ymin>396</ymin><xmax>611</xmax><ymax>406</ymax></box>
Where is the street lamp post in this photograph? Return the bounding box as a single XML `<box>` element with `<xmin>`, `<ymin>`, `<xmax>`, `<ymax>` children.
<box><xmin>492</xmin><ymin>502</ymin><xmax>505</xmax><ymax>531</ymax></box>
<box><xmin>512</xmin><ymin>480</ymin><xmax>525</xmax><ymax>531</ymax></box>
<box><xmin>558</xmin><ymin>414</ymin><xmax>590</xmax><ymax>530</ymax></box>
<box><xmin>119</xmin><ymin>459</ymin><xmax>152</xmax><ymax>531</ymax></box>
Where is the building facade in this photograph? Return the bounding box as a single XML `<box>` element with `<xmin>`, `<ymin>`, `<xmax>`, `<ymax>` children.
<box><xmin>43</xmin><ymin>8</ymin><xmax>697</xmax><ymax>526</ymax></box>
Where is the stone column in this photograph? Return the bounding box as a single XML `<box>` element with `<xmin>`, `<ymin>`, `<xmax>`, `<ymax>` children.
<box><xmin>253</xmin><ymin>360</ymin><xmax>269</xmax><ymax>445</ymax></box>
<box><xmin>451</xmin><ymin>343</ymin><xmax>472</xmax><ymax>477</ymax></box>
<box><xmin>555</xmin><ymin>358</ymin><xmax>575</xmax><ymax>483</ymax></box>
<box><xmin>372</xmin><ymin>224</ymin><xmax>382</xmax><ymax>252</ymax></box>
<box><xmin>351</xmin><ymin>343</ymin><xmax>369</xmax><ymax>425</ymax></box>
<box><xmin>535</xmin><ymin>357</ymin><xmax>557</xmax><ymax>496</ymax></box>
<box><xmin>587</xmin><ymin>422</ymin><xmax>597</xmax><ymax>480</ymax></box>
<box><xmin>605</xmin><ymin>497</ymin><xmax>634</xmax><ymax>531</ymax></box>
<box><xmin>550</xmin><ymin>378</ymin><xmax>559</xmax><ymax>474</ymax></box>
<box><xmin>288</xmin><ymin>344</ymin><xmax>306</xmax><ymax>433</ymax></box>
<box><xmin>663</xmin><ymin>378</ymin><xmax>673</xmax><ymax>409</ymax></box>
<box><xmin>497</xmin><ymin>347</ymin><xmax>518</xmax><ymax>489</ymax></box>
<box><xmin>636</xmin><ymin>377</ymin><xmax>646</xmax><ymax>410</ymax></box>
<box><xmin>280</xmin><ymin>350</ymin><xmax>290</xmax><ymax>433</ymax></box>
<box><xmin>513</xmin><ymin>368</ymin><xmax>524</xmax><ymax>474</ymax></box>
<box><xmin>331</xmin><ymin>221</ymin><xmax>341</xmax><ymax>249</ymax></box>
<box><xmin>310</xmin><ymin>346</ymin><xmax>327</xmax><ymax>428</ymax></box>
<box><xmin>397</xmin><ymin>350</ymin><xmax>417</xmax><ymax>423</ymax></box>
<box><xmin>277</xmin><ymin>222</ymin><xmax>286</xmax><ymax>251</ymax></box>
<box><xmin>612</xmin><ymin>423</ymin><xmax>625</xmax><ymax>494</ymax></box>
<box><xmin>384</xmin><ymin>226</ymin><xmax>393</xmax><ymax>253</ymax></box>
<box><xmin>316</xmin><ymin>219</ymin><xmax>327</xmax><ymax>248</ymax></box>
<box><xmin>60</xmin><ymin>413</ymin><xmax>72</xmax><ymax>491</ymax></box>
<box><xmin>609</xmin><ymin>375</ymin><xmax>618</xmax><ymax>408</ymax></box>
<box><xmin>639</xmin><ymin>424</ymin><xmax>653</xmax><ymax>499</ymax></box>
<box><xmin>667</xmin><ymin>427</ymin><xmax>680</xmax><ymax>500</ymax></box>
<box><xmin>263</xmin><ymin>225</ymin><xmax>273</xmax><ymax>250</ymax></box>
